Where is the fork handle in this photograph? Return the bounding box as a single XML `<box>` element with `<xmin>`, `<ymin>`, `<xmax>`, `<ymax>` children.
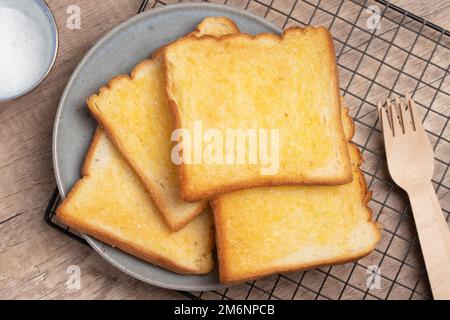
<box><xmin>408</xmin><ymin>182</ymin><xmax>450</xmax><ymax>300</ymax></box>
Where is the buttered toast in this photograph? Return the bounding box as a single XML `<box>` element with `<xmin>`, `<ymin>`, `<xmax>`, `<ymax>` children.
<box><xmin>87</xmin><ymin>17</ymin><xmax>239</xmax><ymax>230</ymax></box>
<box><xmin>164</xmin><ymin>27</ymin><xmax>352</xmax><ymax>201</ymax></box>
<box><xmin>57</xmin><ymin>129</ymin><xmax>215</xmax><ymax>274</ymax></box>
<box><xmin>211</xmin><ymin>107</ymin><xmax>381</xmax><ymax>283</ymax></box>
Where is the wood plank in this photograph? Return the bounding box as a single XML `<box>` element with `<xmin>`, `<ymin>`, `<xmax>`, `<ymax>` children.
<box><xmin>0</xmin><ymin>211</ymin><xmax>181</xmax><ymax>299</ymax></box>
<box><xmin>0</xmin><ymin>0</ymin><xmax>181</xmax><ymax>300</ymax></box>
<box><xmin>0</xmin><ymin>0</ymin><xmax>143</xmax><ymax>224</ymax></box>
<box><xmin>392</xmin><ymin>0</ymin><xmax>450</xmax><ymax>30</ymax></box>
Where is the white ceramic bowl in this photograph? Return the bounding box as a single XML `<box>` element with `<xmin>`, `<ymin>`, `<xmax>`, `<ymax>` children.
<box><xmin>0</xmin><ymin>0</ymin><xmax>58</xmax><ymax>102</ymax></box>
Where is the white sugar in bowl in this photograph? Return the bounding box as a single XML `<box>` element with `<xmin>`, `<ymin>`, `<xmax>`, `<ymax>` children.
<box><xmin>0</xmin><ymin>0</ymin><xmax>58</xmax><ymax>102</ymax></box>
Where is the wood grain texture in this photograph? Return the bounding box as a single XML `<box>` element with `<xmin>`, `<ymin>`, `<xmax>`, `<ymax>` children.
<box><xmin>392</xmin><ymin>0</ymin><xmax>450</xmax><ymax>30</ymax></box>
<box><xmin>0</xmin><ymin>0</ymin><xmax>448</xmax><ymax>300</ymax></box>
<box><xmin>0</xmin><ymin>0</ymin><xmax>182</xmax><ymax>300</ymax></box>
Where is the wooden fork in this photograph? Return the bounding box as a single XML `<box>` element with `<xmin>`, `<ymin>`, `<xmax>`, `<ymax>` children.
<box><xmin>378</xmin><ymin>94</ymin><xmax>450</xmax><ymax>300</ymax></box>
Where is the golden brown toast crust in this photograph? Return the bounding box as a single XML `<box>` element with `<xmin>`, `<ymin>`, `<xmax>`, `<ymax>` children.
<box><xmin>86</xmin><ymin>61</ymin><xmax>207</xmax><ymax>232</ymax></box>
<box><xmin>164</xmin><ymin>27</ymin><xmax>353</xmax><ymax>202</ymax></box>
<box><xmin>86</xmin><ymin>17</ymin><xmax>239</xmax><ymax>230</ymax></box>
<box><xmin>58</xmin><ymin>18</ymin><xmax>239</xmax><ymax>274</ymax></box>
<box><xmin>192</xmin><ymin>16</ymin><xmax>239</xmax><ymax>37</ymax></box>
<box><xmin>211</xmin><ymin>104</ymin><xmax>381</xmax><ymax>284</ymax></box>
<box><xmin>57</xmin><ymin>129</ymin><xmax>214</xmax><ymax>275</ymax></box>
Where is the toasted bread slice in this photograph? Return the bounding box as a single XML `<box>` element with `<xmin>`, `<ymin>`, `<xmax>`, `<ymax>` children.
<box><xmin>57</xmin><ymin>129</ymin><xmax>215</xmax><ymax>274</ymax></box>
<box><xmin>192</xmin><ymin>17</ymin><xmax>239</xmax><ymax>37</ymax></box>
<box><xmin>211</xmin><ymin>107</ymin><xmax>381</xmax><ymax>283</ymax></box>
<box><xmin>87</xmin><ymin>17</ymin><xmax>239</xmax><ymax>230</ymax></box>
<box><xmin>165</xmin><ymin>27</ymin><xmax>352</xmax><ymax>201</ymax></box>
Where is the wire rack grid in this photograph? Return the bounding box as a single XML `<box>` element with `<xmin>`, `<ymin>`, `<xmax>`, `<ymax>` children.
<box><xmin>45</xmin><ymin>0</ymin><xmax>450</xmax><ymax>300</ymax></box>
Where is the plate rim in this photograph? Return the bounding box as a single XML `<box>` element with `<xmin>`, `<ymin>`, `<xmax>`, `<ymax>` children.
<box><xmin>52</xmin><ymin>2</ymin><xmax>281</xmax><ymax>292</ymax></box>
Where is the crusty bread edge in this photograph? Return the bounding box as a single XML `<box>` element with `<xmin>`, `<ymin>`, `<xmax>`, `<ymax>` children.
<box><xmin>212</xmin><ymin>150</ymin><xmax>381</xmax><ymax>284</ymax></box>
<box><xmin>87</xmin><ymin>70</ymin><xmax>207</xmax><ymax>231</ymax></box>
<box><xmin>182</xmin><ymin>175</ymin><xmax>356</xmax><ymax>202</ymax></box>
<box><xmin>86</xmin><ymin>17</ymin><xmax>239</xmax><ymax>228</ymax></box>
<box><xmin>163</xmin><ymin>26</ymin><xmax>353</xmax><ymax>202</ymax></box>
<box><xmin>211</xmin><ymin>105</ymin><xmax>381</xmax><ymax>284</ymax></box>
<box><xmin>152</xmin><ymin>16</ymin><xmax>240</xmax><ymax>58</ymax></box>
<box><xmin>192</xmin><ymin>16</ymin><xmax>239</xmax><ymax>36</ymax></box>
<box><xmin>56</xmin><ymin>128</ymin><xmax>214</xmax><ymax>274</ymax></box>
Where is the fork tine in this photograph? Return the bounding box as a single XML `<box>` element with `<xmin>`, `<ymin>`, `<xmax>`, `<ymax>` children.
<box><xmin>378</xmin><ymin>101</ymin><xmax>393</xmax><ymax>151</ymax></box>
<box><xmin>405</xmin><ymin>93</ymin><xmax>423</xmax><ymax>132</ymax></box>
<box><xmin>395</xmin><ymin>97</ymin><xmax>406</xmax><ymax>134</ymax></box>
<box><xmin>398</xmin><ymin>97</ymin><xmax>414</xmax><ymax>134</ymax></box>
<box><xmin>387</xmin><ymin>99</ymin><xmax>402</xmax><ymax>137</ymax></box>
<box><xmin>378</xmin><ymin>101</ymin><xmax>388</xmax><ymax>131</ymax></box>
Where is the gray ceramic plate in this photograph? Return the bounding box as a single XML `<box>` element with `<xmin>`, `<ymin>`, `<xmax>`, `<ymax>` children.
<box><xmin>53</xmin><ymin>3</ymin><xmax>280</xmax><ymax>291</ymax></box>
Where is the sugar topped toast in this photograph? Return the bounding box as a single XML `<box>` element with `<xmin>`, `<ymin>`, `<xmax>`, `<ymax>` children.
<box><xmin>87</xmin><ymin>17</ymin><xmax>239</xmax><ymax>230</ymax></box>
<box><xmin>164</xmin><ymin>26</ymin><xmax>352</xmax><ymax>201</ymax></box>
<box><xmin>57</xmin><ymin>129</ymin><xmax>215</xmax><ymax>274</ymax></box>
<box><xmin>56</xmin><ymin>18</ymin><xmax>239</xmax><ymax>274</ymax></box>
<box><xmin>211</xmin><ymin>107</ymin><xmax>381</xmax><ymax>283</ymax></box>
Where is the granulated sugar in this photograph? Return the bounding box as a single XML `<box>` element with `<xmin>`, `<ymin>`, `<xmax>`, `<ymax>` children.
<box><xmin>0</xmin><ymin>7</ymin><xmax>49</xmax><ymax>97</ymax></box>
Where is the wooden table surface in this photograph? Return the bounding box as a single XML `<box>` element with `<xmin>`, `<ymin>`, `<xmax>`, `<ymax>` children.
<box><xmin>0</xmin><ymin>0</ymin><xmax>449</xmax><ymax>300</ymax></box>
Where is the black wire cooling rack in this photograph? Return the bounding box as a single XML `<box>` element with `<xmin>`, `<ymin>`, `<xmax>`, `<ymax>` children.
<box><xmin>45</xmin><ymin>0</ymin><xmax>450</xmax><ymax>300</ymax></box>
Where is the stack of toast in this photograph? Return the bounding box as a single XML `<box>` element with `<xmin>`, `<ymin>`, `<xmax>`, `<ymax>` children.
<box><xmin>57</xmin><ymin>17</ymin><xmax>381</xmax><ymax>283</ymax></box>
